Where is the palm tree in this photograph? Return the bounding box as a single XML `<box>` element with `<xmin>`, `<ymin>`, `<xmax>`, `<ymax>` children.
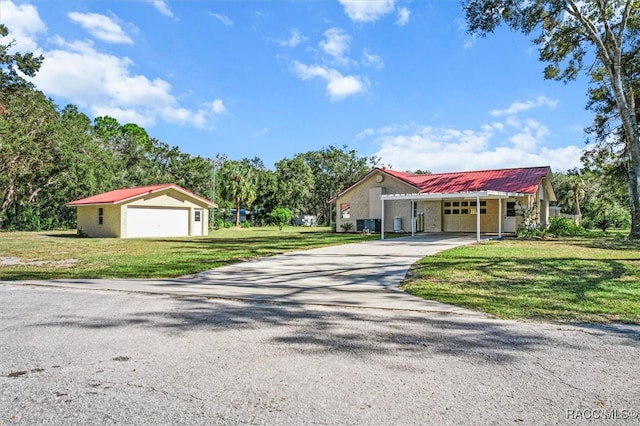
<box><xmin>217</xmin><ymin>160</ymin><xmax>257</xmax><ymax>227</ymax></box>
<box><xmin>569</xmin><ymin>176</ymin><xmax>587</xmax><ymax>218</ymax></box>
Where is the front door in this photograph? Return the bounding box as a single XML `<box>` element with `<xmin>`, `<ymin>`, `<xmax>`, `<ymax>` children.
<box><xmin>192</xmin><ymin>209</ymin><xmax>203</xmax><ymax>236</ymax></box>
<box><xmin>503</xmin><ymin>201</ymin><xmax>516</xmax><ymax>233</ymax></box>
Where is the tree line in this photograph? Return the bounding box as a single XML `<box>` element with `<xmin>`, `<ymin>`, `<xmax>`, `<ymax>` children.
<box><xmin>1</xmin><ymin>14</ymin><xmax>638</xmax><ymax>233</ymax></box>
<box><xmin>0</xmin><ymin>25</ymin><xmax>380</xmax><ymax>230</ymax></box>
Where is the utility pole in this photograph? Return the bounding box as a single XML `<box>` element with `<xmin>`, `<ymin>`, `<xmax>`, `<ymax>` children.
<box><xmin>210</xmin><ymin>159</ymin><xmax>216</xmax><ymax>230</ymax></box>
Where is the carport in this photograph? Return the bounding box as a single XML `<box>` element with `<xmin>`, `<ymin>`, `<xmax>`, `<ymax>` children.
<box><xmin>380</xmin><ymin>191</ymin><xmax>527</xmax><ymax>242</ymax></box>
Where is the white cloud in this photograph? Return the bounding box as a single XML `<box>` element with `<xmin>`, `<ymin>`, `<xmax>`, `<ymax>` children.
<box><xmin>254</xmin><ymin>127</ymin><xmax>270</xmax><ymax>137</ymax></box>
<box><xmin>211</xmin><ymin>13</ymin><xmax>233</xmax><ymax>26</ymax></box>
<box><xmin>31</xmin><ymin>37</ymin><xmax>224</xmax><ymax>129</ymax></box>
<box><xmin>508</xmin><ymin>119</ymin><xmax>549</xmax><ymax>151</ymax></box>
<box><xmin>93</xmin><ymin>106</ymin><xmax>154</xmax><ymax>127</ymax></box>
<box><xmin>161</xmin><ymin>102</ymin><xmax>225</xmax><ymax>128</ymax></box>
<box><xmin>361</xmin><ymin>49</ymin><xmax>384</xmax><ymax>70</ymax></box>
<box><xmin>365</xmin><ymin>107</ymin><xmax>582</xmax><ymax>174</ymax></box>
<box><xmin>455</xmin><ymin>17</ymin><xmax>477</xmax><ymax>49</ymax></box>
<box><xmin>292</xmin><ymin>61</ymin><xmax>367</xmax><ymax>101</ymax></box>
<box><xmin>68</xmin><ymin>12</ymin><xmax>133</xmax><ymax>44</ymax></box>
<box><xmin>371</xmin><ymin>126</ymin><xmax>582</xmax><ymax>173</ymax></box>
<box><xmin>463</xmin><ymin>33</ymin><xmax>478</xmax><ymax>49</ymax></box>
<box><xmin>212</xmin><ymin>99</ymin><xmax>226</xmax><ymax>114</ymax></box>
<box><xmin>320</xmin><ymin>28</ymin><xmax>351</xmax><ymax>66</ymax></box>
<box><xmin>490</xmin><ymin>96</ymin><xmax>558</xmax><ymax>117</ymax></box>
<box><xmin>145</xmin><ymin>0</ymin><xmax>174</xmax><ymax>18</ymax></box>
<box><xmin>2</xmin><ymin>0</ymin><xmax>47</xmax><ymax>52</ymax></box>
<box><xmin>339</xmin><ymin>0</ymin><xmax>396</xmax><ymax>23</ymax></box>
<box><xmin>396</xmin><ymin>7</ymin><xmax>410</xmax><ymax>26</ymax></box>
<box><xmin>277</xmin><ymin>28</ymin><xmax>307</xmax><ymax>48</ymax></box>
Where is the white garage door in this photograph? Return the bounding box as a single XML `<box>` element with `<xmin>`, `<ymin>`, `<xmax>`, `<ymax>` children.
<box><xmin>126</xmin><ymin>207</ymin><xmax>189</xmax><ymax>238</ymax></box>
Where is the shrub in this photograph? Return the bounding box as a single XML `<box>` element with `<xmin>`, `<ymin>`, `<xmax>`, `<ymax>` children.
<box><xmin>595</xmin><ymin>217</ymin><xmax>612</xmax><ymax>232</ymax></box>
<box><xmin>268</xmin><ymin>207</ymin><xmax>293</xmax><ymax>230</ymax></box>
<box><xmin>581</xmin><ymin>217</ymin><xmax>594</xmax><ymax>231</ymax></box>
<box><xmin>516</xmin><ymin>226</ymin><xmax>545</xmax><ymax>239</ymax></box>
<box><xmin>548</xmin><ymin>217</ymin><xmax>583</xmax><ymax>236</ymax></box>
<box><xmin>340</xmin><ymin>222</ymin><xmax>353</xmax><ymax>232</ymax></box>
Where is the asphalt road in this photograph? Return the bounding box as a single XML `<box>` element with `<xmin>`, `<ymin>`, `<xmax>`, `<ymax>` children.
<box><xmin>2</xmin><ymin>285</ymin><xmax>639</xmax><ymax>425</ymax></box>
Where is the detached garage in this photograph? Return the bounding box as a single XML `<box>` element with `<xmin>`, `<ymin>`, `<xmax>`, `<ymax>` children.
<box><xmin>67</xmin><ymin>184</ymin><xmax>217</xmax><ymax>238</ymax></box>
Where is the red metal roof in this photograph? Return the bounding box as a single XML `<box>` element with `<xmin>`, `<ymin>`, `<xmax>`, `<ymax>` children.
<box><xmin>330</xmin><ymin>166</ymin><xmax>551</xmax><ymax>201</ymax></box>
<box><xmin>385</xmin><ymin>166</ymin><xmax>551</xmax><ymax>194</ymax></box>
<box><xmin>67</xmin><ymin>184</ymin><xmax>217</xmax><ymax>207</ymax></box>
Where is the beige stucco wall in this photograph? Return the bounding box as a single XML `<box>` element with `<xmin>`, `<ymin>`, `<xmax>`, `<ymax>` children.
<box><xmin>77</xmin><ymin>205</ymin><xmax>122</xmax><ymax>237</ymax></box>
<box><xmin>335</xmin><ymin>171</ymin><xmax>418</xmax><ymax>232</ymax></box>
<box><xmin>419</xmin><ymin>201</ymin><xmax>442</xmax><ymax>232</ymax></box>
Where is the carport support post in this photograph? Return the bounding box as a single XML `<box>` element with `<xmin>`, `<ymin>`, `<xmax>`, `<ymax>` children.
<box><xmin>411</xmin><ymin>200</ymin><xmax>415</xmax><ymax>236</ymax></box>
<box><xmin>476</xmin><ymin>195</ymin><xmax>481</xmax><ymax>242</ymax></box>
<box><xmin>381</xmin><ymin>197</ymin><xmax>385</xmax><ymax>240</ymax></box>
<box><xmin>498</xmin><ymin>199</ymin><xmax>502</xmax><ymax>238</ymax></box>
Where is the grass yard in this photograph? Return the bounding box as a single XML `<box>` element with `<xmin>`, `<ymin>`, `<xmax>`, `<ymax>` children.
<box><xmin>0</xmin><ymin>227</ymin><xmax>377</xmax><ymax>281</ymax></box>
<box><xmin>401</xmin><ymin>232</ymin><xmax>640</xmax><ymax>324</ymax></box>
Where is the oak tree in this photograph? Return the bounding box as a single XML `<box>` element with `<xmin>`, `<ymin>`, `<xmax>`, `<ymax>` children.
<box><xmin>464</xmin><ymin>0</ymin><xmax>640</xmax><ymax>237</ymax></box>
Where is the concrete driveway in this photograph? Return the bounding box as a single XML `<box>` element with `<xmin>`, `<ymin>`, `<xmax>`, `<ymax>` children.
<box><xmin>12</xmin><ymin>233</ymin><xmax>487</xmax><ymax>315</ymax></box>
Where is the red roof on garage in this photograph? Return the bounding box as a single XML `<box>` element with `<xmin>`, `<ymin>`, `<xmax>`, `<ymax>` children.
<box><xmin>330</xmin><ymin>166</ymin><xmax>551</xmax><ymax>201</ymax></box>
<box><xmin>67</xmin><ymin>184</ymin><xmax>217</xmax><ymax>207</ymax></box>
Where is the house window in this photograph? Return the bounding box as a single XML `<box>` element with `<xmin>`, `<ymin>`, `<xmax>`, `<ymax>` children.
<box><xmin>461</xmin><ymin>201</ymin><xmax>468</xmax><ymax>207</ymax></box>
<box><xmin>444</xmin><ymin>209</ymin><xmax>451</xmax><ymax>215</ymax></box>
<box><xmin>480</xmin><ymin>208</ymin><xmax>487</xmax><ymax>214</ymax></box>
<box><xmin>461</xmin><ymin>209</ymin><xmax>469</xmax><ymax>215</ymax></box>
<box><xmin>452</xmin><ymin>209</ymin><xmax>460</xmax><ymax>215</ymax></box>
<box><xmin>340</xmin><ymin>203</ymin><xmax>351</xmax><ymax>219</ymax></box>
<box><xmin>452</xmin><ymin>201</ymin><xmax>460</xmax><ymax>207</ymax></box>
<box><xmin>480</xmin><ymin>201</ymin><xmax>487</xmax><ymax>207</ymax></box>
<box><xmin>506</xmin><ymin>202</ymin><xmax>516</xmax><ymax>217</ymax></box>
<box><xmin>98</xmin><ymin>208</ymin><xmax>104</xmax><ymax>225</ymax></box>
<box><xmin>444</xmin><ymin>202</ymin><xmax>451</xmax><ymax>207</ymax></box>
<box><xmin>471</xmin><ymin>201</ymin><xmax>477</xmax><ymax>207</ymax></box>
<box><xmin>194</xmin><ymin>211</ymin><xmax>201</xmax><ymax>222</ymax></box>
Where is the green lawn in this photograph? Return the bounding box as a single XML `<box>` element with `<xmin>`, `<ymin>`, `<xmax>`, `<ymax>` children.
<box><xmin>401</xmin><ymin>232</ymin><xmax>640</xmax><ymax>324</ymax></box>
<box><xmin>0</xmin><ymin>227</ymin><xmax>377</xmax><ymax>280</ymax></box>
<box><xmin>3</xmin><ymin>228</ymin><xmax>639</xmax><ymax>324</ymax></box>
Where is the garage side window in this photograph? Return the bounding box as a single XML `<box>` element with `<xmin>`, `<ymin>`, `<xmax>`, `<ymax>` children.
<box><xmin>194</xmin><ymin>210</ymin><xmax>201</xmax><ymax>222</ymax></box>
<box><xmin>340</xmin><ymin>203</ymin><xmax>350</xmax><ymax>219</ymax></box>
<box><xmin>98</xmin><ymin>208</ymin><xmax>104</xmax><ymax>225</ymax></box>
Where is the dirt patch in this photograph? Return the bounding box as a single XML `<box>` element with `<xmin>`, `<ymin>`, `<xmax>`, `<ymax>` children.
<box><xmin>0</xmin><ymin>257</ymin><xmax>79</xmax><ymax>268</ymax></box>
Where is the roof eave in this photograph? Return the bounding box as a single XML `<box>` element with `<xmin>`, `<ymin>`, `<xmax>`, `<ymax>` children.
<box><xmin>381</xmin><ymin>190</ymin><xmax>531</xmax><ymax>201</ymax></box>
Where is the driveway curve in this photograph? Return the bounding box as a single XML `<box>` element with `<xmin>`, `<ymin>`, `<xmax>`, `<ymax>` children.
<box><xmin>12</xmin><ymin>233</ymin><xmax>488</xmax><ymax>315</ymax></box>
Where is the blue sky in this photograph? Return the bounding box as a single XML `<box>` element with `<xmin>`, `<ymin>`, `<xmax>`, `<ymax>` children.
<box><xmin>3</xmin><ymin>0</ymin><xmax>593</xmax><ymax>173</ymax></box>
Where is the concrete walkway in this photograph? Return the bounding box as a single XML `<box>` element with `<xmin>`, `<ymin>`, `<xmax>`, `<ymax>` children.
<box><xmin>12</xmin><ymin>233</ymin><xmax>489</xmax><ymax>315</ymax></box>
